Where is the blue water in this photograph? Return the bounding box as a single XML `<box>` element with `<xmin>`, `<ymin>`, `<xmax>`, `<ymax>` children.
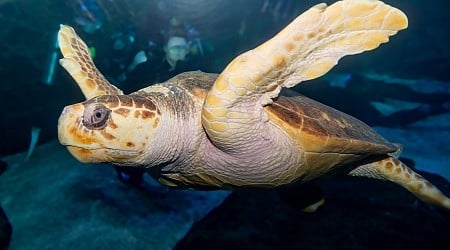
<box><xmin>0</xmin><ymin>0</ymin><xmax>449</xmax><ymax>249</ymax></box>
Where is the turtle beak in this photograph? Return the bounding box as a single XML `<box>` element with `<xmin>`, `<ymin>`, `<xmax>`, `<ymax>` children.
<box><xmin>65</xmin><ymin>145</ymin><xmax>114</xmax><ymax>163</ymax></box>
<box><xmin>58</xmin><ymin>105</ymin><xmax>82</xmax><ymax>146</ymax></box>
<box><xmin>58</xmin><ymin>104</ymin><xmax>83</xmax><ymax>147</ymax></box>
<box><xmin>58</xmin><ymin>103</ymin><xmax>140</xmax><ymax>164</ymax></box>
<box><xmin>58</xmin><ymin>103</ymin><xmax>101</xmax><ymax>147</ymax></box>
<box><xmin>58</xmin><ymin>104</ymin><xmax>97</xmax><ymax>162</ymax></box>
<box><xmin>58</xmin><ymin>104</ymin><xmax>108</xmax><ymax>163</ymax></box>
<box><xmin>66</xmin><ymin>146</ymin><xmax>97</xmax><ymax>163</ymax></box>
<box><xmin>58</xmin><ymin>104</ymin><xmax>100</xmax><ymax>148</ymax></box>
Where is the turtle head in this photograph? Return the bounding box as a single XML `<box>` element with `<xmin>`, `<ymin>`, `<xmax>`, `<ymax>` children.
<box><xmin>58</xmin><ymin>94</ymin><xmax>161</xmax><ymax>165</ymax></box>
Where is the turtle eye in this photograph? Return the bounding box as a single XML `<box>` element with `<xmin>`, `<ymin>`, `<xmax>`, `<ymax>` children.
<box><xmin>83</xmin><ymin>103</ymin><xmax>111</xmax><ymax>129</ymax></box>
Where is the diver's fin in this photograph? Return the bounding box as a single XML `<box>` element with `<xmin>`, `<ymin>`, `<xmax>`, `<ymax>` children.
<box><xmin>349</xmin><ymin>156</ymin><xmax>450</xmax><ymax>210</ymax></box>
<box><xmin>302</xmin><ymin>198</ymin><xmax>325</xmax><ymax>213</ymax></box>
<box><xmin>277</xmin><ymin>181</ymin><xmax>325</xmax><ymax>213</ymax></box>
<box><xmin>58</xmin><ymin>25</ymin><xmax>123</xmax><ymax>99</ymax></box>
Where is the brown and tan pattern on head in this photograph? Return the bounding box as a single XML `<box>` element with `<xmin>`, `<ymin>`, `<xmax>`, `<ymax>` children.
<box><xmin>58</xmin><ymin>25</ymin><xmax>123</xmax><ymax>99</ymax></box>
<box><xmin>58</xmin><ymin>94</ymin><xmax>161</xmax><ymax>164</ymax></box>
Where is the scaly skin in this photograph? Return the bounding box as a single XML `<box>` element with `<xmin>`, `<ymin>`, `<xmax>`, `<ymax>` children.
<box><xmin>58</xmin><ymin>25</ymin><xmax>122</xmax><ymax>99</ymax></box>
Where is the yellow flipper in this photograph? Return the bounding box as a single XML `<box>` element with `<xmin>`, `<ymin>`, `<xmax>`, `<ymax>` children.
<box><xmin>350</xmin><ymin>157</ymin><xmax>450</xmax><ymax>210</ymax></box>
<box><xmin>202</xmin><ymin>0</ymin><xmax>408</xmax><ymax>151</ymax></box>
<box><xmin>58</xmin><ymin>25</ymin><xmax>123</xmax><ymax>99</ymax></box>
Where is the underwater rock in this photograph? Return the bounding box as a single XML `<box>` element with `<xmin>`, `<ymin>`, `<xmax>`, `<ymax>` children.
<box><xmin>175</xmin><ymin>171</ymin><xmax>450</xmax><ymax>250</ymax></box>
<box><xmin>0</xmin><ymin>205</ymin><xmax>12</xmax><ymax>250</ymax></box>
<box><xmin>0</xmin><ymin>141</ymin><xmax>229</xmax><ymax>249</ymax></box>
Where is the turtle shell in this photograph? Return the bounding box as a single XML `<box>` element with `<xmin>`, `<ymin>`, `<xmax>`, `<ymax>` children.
<box><xmin>167</xmin><ymin>71</ymin><xmax>397</xmax><ymax>161</ymax></box>
<box><xmin>265</xmin><ymin>93</ymin><xmax>398</xmax><ymax>180</ymax></box>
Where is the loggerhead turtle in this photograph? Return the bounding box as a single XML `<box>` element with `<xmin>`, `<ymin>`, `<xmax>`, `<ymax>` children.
<box><xmin>57</xmin><ymin>0</ymin><xmax>450</xmax><ymax>210</ymax></box>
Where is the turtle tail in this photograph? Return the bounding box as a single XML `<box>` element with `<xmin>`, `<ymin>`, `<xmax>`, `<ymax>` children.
<box><xmin>349</xmin><ymin>156</ymin><xmax>450</xmax><ymax>210</ymax></box>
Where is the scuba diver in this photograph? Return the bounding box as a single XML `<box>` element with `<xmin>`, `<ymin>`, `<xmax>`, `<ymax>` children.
<box><xmin>161</xmin><ymin>17</ymin><xmax>204</xmax><ymax>71</ymax></box>
<box><xmin>108</xmin><ymin>26</ymin><xmax>140</xmax><ymax>82</ymax></box>
<box><xmin>97</xmin><ymin>17</ymin><xmax>207</xmax><ymax>85</ymax></box>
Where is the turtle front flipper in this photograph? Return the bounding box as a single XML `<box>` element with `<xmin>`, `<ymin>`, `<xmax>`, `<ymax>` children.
<box><xmin>350</xmin><ymin>157</ymin><xmax>450</xmax><ymax>210</ymax></box>
<box><xmin>58</xmin><ymin>25</ymin><xmax>123</xmax><ymax>99</ymax></box>
<box><xmin>202</xmin><ymin>0</ymin><xmax>407</xmax><ymax>151</ymax></box>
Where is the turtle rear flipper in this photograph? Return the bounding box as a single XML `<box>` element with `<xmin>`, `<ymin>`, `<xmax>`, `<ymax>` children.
<box><xmin>349</xmin><ymin>157</ymin><xmax>450</xmax><ymax>210</ymax></box>
<box><xmin>58</xmin><ymin>25</ymin><xmax>123</xmax><ymax>99</ymax></box>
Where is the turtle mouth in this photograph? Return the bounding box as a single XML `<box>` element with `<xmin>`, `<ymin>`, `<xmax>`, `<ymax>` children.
<box><xmin>65</xmin><ymin>145</ymin><xmax>140</xmax><ymax>164</ymax></box>
<box><xmin>61</xmin><ymin>143</ymin><xmax>137</xmax><ymax>153</ymax></box>
<box><xmin>64</xmin><ymin>144</ymin><xmax>138</xmax><ymax>153</ymax></box>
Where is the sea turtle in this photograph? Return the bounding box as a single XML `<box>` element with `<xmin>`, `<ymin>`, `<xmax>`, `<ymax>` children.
<box><xmin>57</xmin><ymin>0</ymin><xmax>450</xmax><ymax>210</ymax></box>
